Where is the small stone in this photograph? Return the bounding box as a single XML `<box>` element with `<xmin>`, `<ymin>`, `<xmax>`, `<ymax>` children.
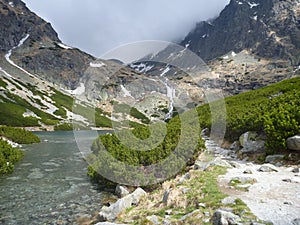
<box><xmin>204</xmin><ymin>212</ymin><xmax>210</xmax><ymax>217</ymax></box>
<box><xmin>284</xmin><ymin>201</ymin><xmax>293</xmax><ymax>205</ymax></box>
<box><xmin>292</xmin><ymin>168</ymin><xmax>300</xmax><ymax>173</ymax></box>
<box><xmin>244</xmin><ymin>169</ymin><xmax>253</xmax><ymax>174</ymax></box>
<box><xmin>181</xmin><ymin>188</ymin><xmax>191</xmax><ymax>194</ymax></box>
<box><xmin>146</xmin><ymin>215</ymin><xmax>160</xmax><ymax>224</ymax></box>
<box><xmin>177</xmin><ymin>172</ymin><xmax>191</xmax><ymax>184</ymax></box>
<box><xmin>282</xmin><ymin>178</ymin><xmax>292</xmax><ymax>183</ymax></box>
<box><xmin>194</xmin><ymin>160</ymin><xmax>208</xmax><ymax>171</ymax></box>
<box><xmin>162</xmin><ymin>189</ymin><xmax>171</xmax><ymax>203</ymax></box>
<box><xmin>198</xmin><ymin>203</ymin><xmax>206</xmax><ymax>208</ymax></box>
<box><xmin>230</xmin><ymin>141</ymin><xmax>241</xmax><ymax>151</ymax></box>
<box><xmin>165</xmin><ymin>209</ymin><xmax>172</xmax><ymax>215</ymax></box>
<box><xmin>221</xmin><ymin>197</ymin><xmax>237</xmax><ymax>205</ymax></box>
<box><xmin>258</xmin><ymin>164</ymin><xmax>279</xmax><ymax>172</ymax></box>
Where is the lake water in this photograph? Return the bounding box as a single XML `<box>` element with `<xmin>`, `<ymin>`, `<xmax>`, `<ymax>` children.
<box><xmin>0</xmin><ymin>131</ymin><xmax>113</xmax><ymax>225</ymax></box>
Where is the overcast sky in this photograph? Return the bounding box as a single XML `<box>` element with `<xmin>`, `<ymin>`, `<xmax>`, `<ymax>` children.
<box><xmin>22</xmin><ymin>0</ymin><xmax>230</xmax><ymax>57</ymax></box>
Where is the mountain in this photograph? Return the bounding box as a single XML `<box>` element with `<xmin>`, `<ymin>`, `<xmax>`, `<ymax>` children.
<box><xmin>181</xmin><ymin>0</ymin><xmax>300</xmax><ymax>65</ymax></box>
<box><xmin>143</xmin><ymin>0</ymin><xmax>300</xmax><ymax>97</ymax></box>
<box><xmin>0</xmin><ymin>0</ymin><xmax>94</xmax><ymax>88</ymax></box>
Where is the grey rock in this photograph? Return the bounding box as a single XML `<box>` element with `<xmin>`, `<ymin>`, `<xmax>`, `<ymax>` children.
<box><xmin>162</xmin><ymin>189</ymin><xmax>171</xmax><ymax>203</ymax></box>
<box><xmin>181</xmin><ymin>188</ymin><xmax>191</xmax><ymax>194</ymax></box>
<box><xmin>201</xmin><ymin>128</ymin><xmax>210</xmax><ymax>136</ymax></box>
<box><xmin>208</xmin><ymin>157</ymin><xmax>233</xmax><ymax>168</ymax></box>
<box><xmin>163</xmin><ymin>219</ymin><xmax>171</xmax><ymax>225</ymax></box>
<box><xmin>221</xmin><ymin>197</ymin><xmax>237</xmax><ymax>205</ymax></box>
<box><xmin>230</xmin><ymin>177</ymin><xmax>257</xmax><ymax>185</ymax></box>
<box><xmin>98</xmin><ymin>188</ymin><xmax>146</xmax><ymax>222</ymax></box>
<box><xmin>230</xmin><ymin>141</ymin><xmax>241</xmax><ymax>151</ymax></box>
<box><xmin>180</xmin><ymin>210</ymin><xmax>201</xmax><ymax>221</ymax></box>
<box><xmin>292</xmin><ymin>218</ymin><xmax>300</xmax><ymax>225</ymax></box>
<box><xmin>287</xmin><ymin>135</ymin><xmax>300</xmax><ymax>151</ymax></box>
<box><xmin>239</xmin><ymin>132</ymin><xmax>265</xmax><ymax>154</ymax></box>
<box><xmin>292</xmin><ymin>168</ymin><xmax>300</xmax><ymax>173</ymax></box>
<box><xmin>258</xmin><ymin>164</ymin><xmax>279</xmax><ymax>172</ymax></box>
<box><xmin>146</xmin><ymin>215</ymin><xmax>160</xmax><ymax>224</ymax></box>
<box><xmin>243</xmin><ymin>169</ymin><xmax>253</xmax><ymax>174</ymax></box>
<box><xmin>115</xmin><ymin>185</ymin><xmax>130</xmax><ymax>198</ymax></box>
<box><xmin>212</xmin><ymin>210</ymin><xmax>241</xmax><ymax>225</ymax></box>
<box><xmin>265</xmin><ymin>155</ymin><xmax>285</xmax><ymax>163</ymax></box>
<box><xmin>177</xmin><ymin>172</ymin><xmax>191</xmax><ymax>184</ymax></box>
<box><xmin>194</xmin><ymin>160</ymin><xmax>208</xmax><ymax>171</ymax></box>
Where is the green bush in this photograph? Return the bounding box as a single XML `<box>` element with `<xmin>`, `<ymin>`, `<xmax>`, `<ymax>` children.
<box><xmin>0</xmin><ymin>139</ymin><xmax>23</xmax><ymax>174</ymax></box>
<box><xmin>88</xmin><ymin>109</ymin><xmax>205</xmax><ymax>187</ymax></box>
<box><xmin>54</xmin><ymin>123</ymin><xmax>73</xmax><ymax>131</ymax></box>
<box><xmin>197</xmin><ymin>77</ymin><xmax>300</xmax><ymax>153</ymax></box>
<box><xmin>0</xmin><ymin>126</ymin><xmax>40</xmax><ymax>144</ymax></box>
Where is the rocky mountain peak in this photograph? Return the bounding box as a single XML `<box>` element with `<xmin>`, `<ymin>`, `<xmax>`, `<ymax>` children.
<box><xmin>181</xmin><ymin>0</ymin><xmax>300</xmax><ymax>65</ymax></box>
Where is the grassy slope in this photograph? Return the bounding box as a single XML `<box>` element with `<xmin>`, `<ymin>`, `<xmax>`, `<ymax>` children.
<box><xmin>197</xmin><ymin>76</ymin><xmax>300</xmax><ymax>154</ymax></box>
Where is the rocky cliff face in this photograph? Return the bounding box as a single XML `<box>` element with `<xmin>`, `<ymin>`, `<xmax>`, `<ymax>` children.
<box><xmin>181</xmin><ymin>0</ymin><xmax>300</xmax><ymax>66</ymax></box>
<box><xmin>0</xmin><ymin>0</ymin><xmax>94</xmax><ymax>88</ymax></box>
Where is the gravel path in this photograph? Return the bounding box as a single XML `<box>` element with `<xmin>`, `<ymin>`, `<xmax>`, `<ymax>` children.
<box><xmin>205</xmin><ymin>139</ymin><xmax>300</xmax><ymax>225</ymax></box>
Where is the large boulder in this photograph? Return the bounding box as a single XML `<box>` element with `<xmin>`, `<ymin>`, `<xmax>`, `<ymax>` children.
<box><xmin>239</xmin><ymin>132</ymin><xmax>265</xmax><ymax>154</ymax></box>
<box><xmin>212</xmin><ymin>210</ymin><xmax>241</xmax><ymax>225</ymax></box>
<box><xmin>98</xmin><ymin>188</ymin><xmax>147</xmax><ymax>222</ymax></box>
<box><xmin>287</xmin><ymin>135</ymin><xmax>300</xmax><ymax>151</ymax></box>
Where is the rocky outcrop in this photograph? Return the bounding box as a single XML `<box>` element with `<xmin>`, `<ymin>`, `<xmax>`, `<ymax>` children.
<box><xmin>287</xmin><ymin>135</ymin><xmax>300</xmax><ymax>151</ymax></box>
<box><xmin>98</xmin><ymin>188</ymin><xmax>146</xmax><ymax>222</ymax></box>
<box><xmin>239</xmin><ymin>132</ymin><xmax>265</xmax><ymax>154</ymax></box>
<box><xmin>0</xmin><ymin>0</ymin><xmax>94</xmax><ymax>88</ymax></box>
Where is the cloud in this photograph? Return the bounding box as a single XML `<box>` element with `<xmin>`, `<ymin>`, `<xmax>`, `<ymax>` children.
<box><xmin>23</xmin><ymin>0</ymin><xmax>230</xmax><ymax>57</ymax></box>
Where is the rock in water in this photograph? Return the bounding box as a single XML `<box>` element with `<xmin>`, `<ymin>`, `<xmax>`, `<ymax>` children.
<box><xmin>287</xmin><ymin>135</ymin><xmax>300</xmax><ymax>151</ymax></box>
<box><xmin>212</xmin><ymin>210</ymin><xmax>240</xmax><ymax>225</ymax></box>
<box><xmin>98</xmin><ymin>188</ymin><xmax>146</xmax><ymax>222</ymax></box>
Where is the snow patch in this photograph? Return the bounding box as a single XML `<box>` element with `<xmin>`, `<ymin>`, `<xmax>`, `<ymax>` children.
<box><xmin>66</xmin><ymin>110</ymin><xmax>89</xmax><ymax>126</ymax></box>
<box><xmin>8</xmin><ymin>2</ymin><xmax>14</xmax><ymax>7</ymax></box>
<box><xmin>1</xmin><ymin>137</ymin><xmax>21</xmax><ymax>148</ymax></box>
<box><xmin>131</xmin><ymin>63</ymin><xmax>154</xmax><ymax>73</ymax></box>
<box><xmin>160</xmin><ymin>67</ymin><xmax>171</xmax><ymax>77</ymax></box>
<box><xmin>23</xmin><ymin>110</ymin><xmax>40</xmax><ymax>119</ymax></box>
<box><xmin>185</xmin><ymin>43</ymin><xmax>190</xmax><ymax>48</ymax></box>
<box><xmin>66</xmin><ymin>83</ymin><xmax>85</xmax><ymax>96</ymax></box>
<box><xmin>251</xmin><ymin>15</ymin><xmax>258</xmax><ymax>21</ymax></box>
<box><xmin>90</xmin><ymin>62</ymin><xmax>105</xmax><ymax>68</ymax></box>
<box><xmin>57</xmin><ymin>43</ymin><xmax>73</xmax><ymax>50</ymax></box>
<box><xmin>232</xmin><ymin>51</ymin><xmax>237</xmax><ymax>57</ymax></box>
<box><xmin>120</xmin><ymin>85</ymin><xmax>133</xmax><ymax>98</ymax></box>
<box><xmin>248</xmin><ymin>2</ymin><xmax>260</xmax><ymax>8</ymax></box>
<box><xmin>5</xmin><ymin>34</ymin><xmax>37</xmax><ymax>78</ymax></box>
<box><xmin>0</xmin><ymin>67</ymin><xmax>13</xmax><ymax>78</ymax></box>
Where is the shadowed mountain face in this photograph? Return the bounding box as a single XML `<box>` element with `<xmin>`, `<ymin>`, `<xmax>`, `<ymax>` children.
<box><xmin>181</xmin><ymin>0</ymin><xmax>300</xmax><ymax>65</ymax></box>
<box><xmin>0</xmin><ymin>0</ymin><xmax>94</xmax><ymax>88</ymax></box>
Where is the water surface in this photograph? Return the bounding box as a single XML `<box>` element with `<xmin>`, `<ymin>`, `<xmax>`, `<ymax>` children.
<box><xmin>0</xmin><ymin>131</ymin><xmax>112</xmax><ymax>225</ymax></box>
